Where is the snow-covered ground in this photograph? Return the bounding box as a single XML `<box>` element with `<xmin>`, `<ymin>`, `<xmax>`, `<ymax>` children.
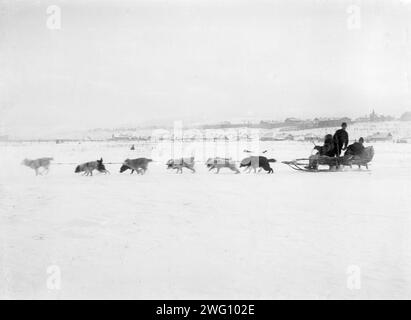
<box><xmin>1</xmin><ymin>140</ymin><xmax>411</xmax><ymax>299</ymax></box>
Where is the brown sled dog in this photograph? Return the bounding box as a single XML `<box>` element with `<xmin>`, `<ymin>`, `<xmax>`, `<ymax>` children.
<box><xmin>120</xmin><ymin>158</ymin><xmax>153</xmax><ymax>175</ymax></box>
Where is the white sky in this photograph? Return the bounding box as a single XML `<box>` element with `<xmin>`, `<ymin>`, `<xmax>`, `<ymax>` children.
<box><xmin>1</xmin><ymin>0</ymin><xmax>411</xmax><ymax>136</ymax></box>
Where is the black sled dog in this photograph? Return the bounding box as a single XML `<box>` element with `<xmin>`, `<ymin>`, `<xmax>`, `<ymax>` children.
<box><xmin>240</xmin><ymin>156</ymin><xmax>276</xmax><ymax>173</ymax></box>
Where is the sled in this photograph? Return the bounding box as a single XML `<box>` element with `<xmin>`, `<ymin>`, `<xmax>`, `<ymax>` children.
<box><xmin>282</xmin><ymin>146</ymin><xmax>374</xmax><ymax>172</ymax></box>
<box><xmin>281</xmin><ymin>158</ymin><xmax>341</xmax><ymax>172</ymax></box>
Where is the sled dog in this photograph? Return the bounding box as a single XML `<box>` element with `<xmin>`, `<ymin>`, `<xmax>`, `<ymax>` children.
<box><xmin>166</xmin><ymin>157</ymin><xmax>196</xmax><ymax>173</ymax></box>
<box><xmin>22</xmin><ymin>157</ymin><xmax>53</xmax><ymax>175</ymax></box>
<box><xmin>120</xmin><ymin>158</ymin><xmax>152</xmax><ymax>175</ymax></box>
<box><xmin>205</xmin><ymin>157</ymin><xmax>240</xmax><ymax>174</ymax></box>
<box><xmin>75</xmin><ymin>158</ymin><xmax>109</xmax><ymax>176</ymax></box>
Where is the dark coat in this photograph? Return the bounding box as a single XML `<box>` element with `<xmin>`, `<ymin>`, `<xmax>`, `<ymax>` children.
<box><xmin>315</xmin><ymin>136</ymin><xmax>335</xmax><ymax>157</ymax></box>
<box><xmin>345</xmin><ymin>142</ymin><xmax>365</xmax><ymax>156</ymax></box>
<box><xmin>333</xmin><ymin>129</ymin><xmax>349</xmax><ymax>148</ymax></box>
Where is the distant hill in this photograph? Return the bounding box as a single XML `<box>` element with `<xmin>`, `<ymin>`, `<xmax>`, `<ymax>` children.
<box><xmin>400</xmin><ymin>112</ymin><xmax>411</xmax><ymax>121</ymax></box>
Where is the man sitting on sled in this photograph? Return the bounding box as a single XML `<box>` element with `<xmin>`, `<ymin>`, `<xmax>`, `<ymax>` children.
<box><xmin>344</xmin><ymin>137</ymin><xmax>365</xmax><ymax>157</ymax></box>
<box><xmin>306</xmin><ymin>134</ymin><xmax>336</xmax><ymax>170</ymax></box>
<box><xmin>343</xmin><ymin>137</ymin><xmax>375</xmax><ymax>169</ymax></box>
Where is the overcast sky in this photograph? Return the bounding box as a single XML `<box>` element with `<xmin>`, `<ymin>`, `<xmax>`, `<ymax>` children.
<box><xmin>1</xmin><ymin>0</ymin><xmax>411</xmax><ymax>136</ymax></box>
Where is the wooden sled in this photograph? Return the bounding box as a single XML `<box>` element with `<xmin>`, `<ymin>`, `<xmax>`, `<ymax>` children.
<box><xmin>343</xmin><ymin>146</ymin><xmax>374</xmax><ymax>169</ymax></box>
<box><xmin>281</xmin><ymin>158</ymin><xmax>340</xmax><ymax>172</ymax></box>
<box><xmin>282</xmin><ymin>146</ymin><xmax>374</xmax><ymax>172</ymax></box>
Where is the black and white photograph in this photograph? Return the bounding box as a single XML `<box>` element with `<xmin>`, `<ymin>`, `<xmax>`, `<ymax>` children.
<box><xmin>1</xmin><ymin>0</ymin><xmax>411</xmax><ymax>302</ymax></box>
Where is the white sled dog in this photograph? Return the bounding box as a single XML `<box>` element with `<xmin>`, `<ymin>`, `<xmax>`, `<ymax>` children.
<box><xmin>22</xmin><ymin>157</ymin><xmax>53</xmax><ymax>175</ymax></box>
<box><xmin>205</xmin><ymin>157</ymin><xmax>240</xmax><ymax>174</ymax></box>
<box><xmin>166</xmin><ymin>157</ymin><xmax>196</xmax><ymax>173</ymax></box>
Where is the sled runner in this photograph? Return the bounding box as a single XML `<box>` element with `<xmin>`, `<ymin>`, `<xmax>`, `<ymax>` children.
<box><xmin>281</xmin><ymin>158</ymin><xmax>339</xmax><ymax>172</ymax></box>
<box><xmin>282</xmin><ymin>146</ymin><xmax>374</xmax><ymax>172</ymax></box>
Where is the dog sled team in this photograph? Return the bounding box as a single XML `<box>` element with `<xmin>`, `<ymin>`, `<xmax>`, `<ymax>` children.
<box><xmin>21</xmin><ymin>122</ymin><xmax>374</xmax><ymax>176</ymax></box>
<box><xmin>21</xmin><ymin>154</ymin><xmax>277</xmax><ymax>176</ymax></box>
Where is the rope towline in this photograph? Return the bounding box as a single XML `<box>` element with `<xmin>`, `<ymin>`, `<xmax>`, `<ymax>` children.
<box><xmin>52</xmin><ymin>160</ymin><xmax>245</xmax><ymax>165</ymax></box>
<box><xmin>53</xmin><ymin>162</ymin><xmax>124</xmax><ymax>165</ymax></box>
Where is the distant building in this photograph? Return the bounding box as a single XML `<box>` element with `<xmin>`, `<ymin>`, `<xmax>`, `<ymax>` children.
<box><xmin>355</xmin><ymin>116</ymin><xmax>370</xmax><ymax>122</ymax></box>
<box><xmin>370</xmin><ymin>110</ymin><xmax>378</xmax><ymax>122</ymax></box>
<box><xmin>356</xmin><ymin>110</ymin><xmax>395</xmax><ymax>122</ymax></box>
<box><xmin>258</xmin><ymin>120</ymin><xmax>285</xmax><ymax>129</ymax></box>
<box><xmin>111</xmin><ymin>133</ymin><xmax>133</xmax><ymax>141</ymax></box>
<box><xmin>366</xmin><ymin>132</ymin><xmax>393</xmax><ymax>142</ymax></box>
<box><xmin>314</xmin><ymin>117</ymin><xmax>351</xmax><ymax>128</ymax></box>
<box><xmin>284</xmin><ymin>117</ymin><xmax>303</xmax><ymax>125</ymax></box>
